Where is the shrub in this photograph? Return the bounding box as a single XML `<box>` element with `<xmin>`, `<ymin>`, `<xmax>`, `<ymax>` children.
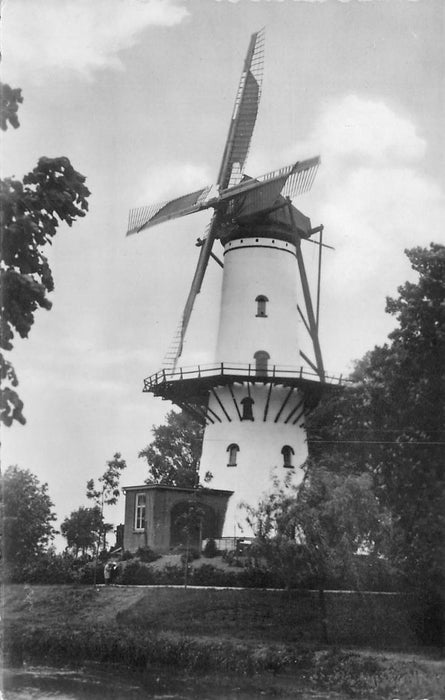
<box><xmin>120</xmin><ymin>550</ymin><xmax>134</xmax><ymax>561</ymax></box>
<box><xmin>171</xmin><ymin>545</ymin><xmax>201</xmax><ymax>560</ymax></box>
<box><xmin>203</xmin><ymin>539</ymin><xmax>218</xmax><ymax>558</ymax></box>
<box><xmin>78</xmin><ymin>560</ymin><xmax>104</xmax><ymax>585</ymax></box>
<box><xmin>115</xmin><ymin>560</ymin><xmax>155</xmax><ymax>585</ymax></box>
<box><xmin>134</xmin><ymin>546</ymin><xmax>160</xmax><ymax>563</ymax></box>
<box><xmin>4</xmin><ymin>552</ymin><xmax>90</xmax><ymax>584</ymax></box>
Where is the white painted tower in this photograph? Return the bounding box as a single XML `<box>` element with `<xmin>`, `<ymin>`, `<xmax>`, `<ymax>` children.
<box><xmin>199</xmin><ymin>229</ymin><xmax>308</xmax><ymax>535</ymax></box>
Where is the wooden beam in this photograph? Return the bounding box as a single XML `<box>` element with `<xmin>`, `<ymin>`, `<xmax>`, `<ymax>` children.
<box><xmin>211</xmin><ymin>388</ymin><xmax>232</xmax><ymax>422</ymax></box>
<box><xmin>292</xmin><ymin>408</ymin><xmax>305</xmax><ymax>426</ymax></box>
<box><xmin>288</xmin><ymin>200</ymin><xmax>325</xmax><ymax>382</ymax></box>
<box><xmin>297</xmin><ymin>304</ymin><xmax>311</xmax><ymax>337</ymax></box>
<box><xmin>207</xmin><ymin>404</ymin><xmax>222</xmax><ymax>423</ymax></box>
<box><xmin>316</xmin><ymin>226</ymin><xmax>323</xmax><ymax>330</ymax></box>
<box><xmin>210</xmin><ymin>251</ymin><xmax>224</xmax><ymax>268</ymax></box>
<box><xmin>300</xmin><ymin>350</ymin><xmax>319</xmax><ymax>376</ymax></box>
<box><xmin>179</xmin><ymin>401</ymin><xmax>213</xmax><ymax>425</ymax></box>
<box><xmin>274</xmin><ymin>387</ymin><xmax>294</xmax><ymax>423</ymax></box>
<box><xmin>284</xmin><ymin>397</ymin><xmax>304</xmax><ymax>424</ymax></box>
<box><xmin>228</xmin><ymin>384</ymin><xmax>242</xmax><ymax>420</ymax></box>
<box><xmin>263</xmin><ymin>381</ymin><xmax>274</xmax><ymax>421</ymax></box>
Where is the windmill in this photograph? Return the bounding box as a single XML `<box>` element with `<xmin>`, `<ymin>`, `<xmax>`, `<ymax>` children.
<box><xmin>127</xmin><ymin>29</ymin><xmax>342</xmax><ymax>541</ymax></box>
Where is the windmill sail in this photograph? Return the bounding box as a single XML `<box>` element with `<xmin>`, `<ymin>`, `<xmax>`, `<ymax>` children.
<box><xmin>221</xmin><ymin>157</ymin><xmax>320</xmax><ymax>221</ymax></box>
<box><xmin>173</xmin><ymin>215</ymin><xmax>220</xmax><ymax>362</ymax></box>
<box><xmin>167</xmin><ymin>29</ymin><xmax>266</xmax><ymax>368</ymax></box>
<box><xmin>127</xmin><ymin>185</ymin><xmax>213</xmax><ymax>236</ymax></box>
<box><xmin>217</xmin><ymin>28</ymin><xmax>265</xmax><ymax>189</ymax></box>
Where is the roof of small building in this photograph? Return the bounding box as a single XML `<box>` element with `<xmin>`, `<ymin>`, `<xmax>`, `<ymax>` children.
<box><xmin>122</xmin><ymin>484</ymin><xmax>233</xmax><ymax>495</ymax></box>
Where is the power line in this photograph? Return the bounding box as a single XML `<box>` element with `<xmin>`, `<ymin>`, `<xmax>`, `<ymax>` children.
<box><xmin>308</xmin><ymin>440</ymin><xmax>445</xmax><ymax>445</ymax></box>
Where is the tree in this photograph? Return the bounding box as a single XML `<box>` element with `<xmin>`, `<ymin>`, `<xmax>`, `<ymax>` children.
<box><xmin>307</xmin><ymin>244</ymin><xmax>445</xmax><ymax>643</ymax></box>
<box><xmin>0</xmin><ymin>81</ymin><xmax>90</xmax><ymax>426</ymax></box>
<box><xmin>86</xmin><ymin>453</ymin><xmax>127</xmax><ymax>550</ymax></box>
<box><xmin>248</xmin><ymin>461</ymin><xmax>387</xmax><ymax>642</ymax></box>
<box><xmin>60</xmin><ymin>506</ymin><xmax>103</xmax><ymax>557</ymax></box>
<box><xmin>174</xmin><ymin>500</ymin><xmax>205</xmax><ymax>588</ymax></box>
<box><xmin>139</xmin><ymin>410</ymin><xmax>204</xmax><ymax>488</ymax></box>
<box><xmin>1</xmin><ymin>465</ymin><xmax>57</xmax><ymax>570</ymax></box>
<box><xmin>0</xmin><ymin>82</ymin><xmax>23</xmax><ymax>130</ymax></box>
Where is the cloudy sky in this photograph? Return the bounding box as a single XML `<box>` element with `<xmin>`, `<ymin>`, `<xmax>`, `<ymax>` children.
<box><xmin>2</xmin><ymin>0</ymin><xmax>444</xmax><ymax>541</ymax></box>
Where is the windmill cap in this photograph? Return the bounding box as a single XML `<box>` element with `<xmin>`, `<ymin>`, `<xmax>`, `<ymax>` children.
<box><xmin>218</xmin><ymin>205</ymin><xmax>312</xmax><ymax>246</ymax></box>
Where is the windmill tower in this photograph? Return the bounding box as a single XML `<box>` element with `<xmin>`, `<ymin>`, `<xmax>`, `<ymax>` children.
<box><xmin>127</xmin><ymin>30</ymin><xmax>341</xmax><ymax>542</ymax></box>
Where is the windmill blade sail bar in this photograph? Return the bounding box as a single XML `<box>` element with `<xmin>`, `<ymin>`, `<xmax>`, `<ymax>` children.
<box><xmin>220</xmin><ymin>156</ymin><xmax>320</xmax><ymax>219</ymax></box>
<box><xmin>172</xmin><ymin>214</ymin><xmax>221</xmax><ymax>364</ymax></box>
<box><xmin>217</xmin><ymin>28</ymin><xmax>265</xmax><ymax>190</ymax></box>
<box><xmin>280</xmin><ymin>157</ymin><xmax>320</xmax><ymax>199</ymax></box>
<box><xmin>127</xmin><ymin>185</ymin><xmax>213</xmax><ymax>236</ymax></box>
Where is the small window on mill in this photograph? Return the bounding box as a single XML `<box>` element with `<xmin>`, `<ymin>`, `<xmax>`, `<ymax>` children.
<box><xmin>227</xmin><ymin>443</ymin><xmax>240</xmax><ymax>467</ymax></box>
<box><xmin>281</xmin><ymin>445</ymin><xmax>295</xmax><ymax>468</ymax></box>
<box><xmin>241</xmin><ymin>396</ymin><xmax>254</xmax><ymax>421</ymax></box>
<box><xmin>255</xmin><ymin>295</ymin><xmax>268</xmax><ymax>317</ymax></box>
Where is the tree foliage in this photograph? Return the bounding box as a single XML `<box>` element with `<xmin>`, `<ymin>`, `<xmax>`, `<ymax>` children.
<box><xmin>60</xmin><ymin>506</ymin><xmax>103</xmax><ymax>557</ymax></box>
<box><xmin>248</xmin><ymin>461</ymin><xmax>388</xmax><ymax>641</ymax></box>
<box><xmin>249</xmin><ymin>462</ymin><xmax>386</xmax><ymax>586</ymax></box>
<box><xmin>0</xmin><ymin>82</ymin><xmax>23</xmax><ymax>130</ymax></box>
<box><xmin>86</xmin><ymin>453</ymin><xmax>127</xmax><ymax>550</ymax></box>
<box><xmin>0</xmin><ymin>81</ymin><xmax>91</xmax><ymax>426</ymax></box>
<box><xmin>307</xmin><ymin>243</ymin><xmax>445</xmax><ymax>642</ymax></box>
<box><xmin>139</xmin><ymin>410</ymin><xmax>204</xmax><ymax>488</ymax></box>
<box><xmin>2</xmin><ymin>465</ymin><xmax>57</xmax><ymax>568</ymax></box>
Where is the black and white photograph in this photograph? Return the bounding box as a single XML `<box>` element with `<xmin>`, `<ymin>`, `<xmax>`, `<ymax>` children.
<box><xmin>2</xmin><ymin>0</ymin><xmax>444</xmax><ymax>697</ymax></box>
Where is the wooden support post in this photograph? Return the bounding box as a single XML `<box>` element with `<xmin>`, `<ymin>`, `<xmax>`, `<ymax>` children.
<box><xmin>284</xmin><ymin>397</ymin><xmax>304</xmax><ymax>424</ymax></box>
<box><xmin>288</xmin><ymin>201</ymin><xmax>325</xmax><ymax>382</ymax></box>
<box><xmin>211</xmin><ymin>388</ymin><xmax>232</xmax><ymax>422</ymax></box>
<box><xmin>297</xmin><ymin>304</ymin><xmax>311</xmax><ymax>336</ymax></box>
<box><xmin>316</xmin><ymin>226</ymin><xmax>324</xmax><ymax>330</ymax></box>
<box><xmin>274</xmin><ymin>387</ymin><xmax>294</xmax><ymax>423</ymax></box>
<box><xmin>292</xmin><ymin>408</ymin><xmax>305</xmax><ymax>426</ymax></box>
<box><xmin>228</xmin><ymin>384</ymin><xmax>242</xmax><ymax>420</ymax></box>
<box><xmin>207</xmin><ymin>405</ymin><xmax>222</xmax><ymax>423</ymax></box>
<box><xmin>300</xmin><ymin>350</ymin><xmax>319</xmax><ymax>376</ymax></box>
<box><xmin>263</xmin><ymin>381</ymin><xmax>274</xmax><ymax>421</ymax></box>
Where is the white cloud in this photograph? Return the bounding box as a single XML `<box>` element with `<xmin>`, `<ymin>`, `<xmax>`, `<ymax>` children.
<box><xmin>2</xmin><ymin>0</ymin><xmax>188</xmax><ymax>80</ymax></box>
<box><xmin>277</xmin><ymin>95</ymin><xmax>445</xmax><ymax>369</ymax></box>
<box><xmin>313</xmin><ymin>95</ymin><xmax>426</xmax><ymax>166</ymax></box>
<box><xmin>308</xmin><ymin>96</ymin><xmax>444</xmax><ymax>275</ymax></box>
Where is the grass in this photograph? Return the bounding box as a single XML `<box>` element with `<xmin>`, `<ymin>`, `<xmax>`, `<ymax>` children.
<box><xmin>3</xmin><ymin>584</ymin><xmax>444</xmax><ymax>698</ymax></box>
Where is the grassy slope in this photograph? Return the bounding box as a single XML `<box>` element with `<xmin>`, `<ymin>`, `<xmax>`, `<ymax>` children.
<box><xmin>4</xmin><ymin>585</ymin><xmax>445</xmax><ymax>699</ymax></box>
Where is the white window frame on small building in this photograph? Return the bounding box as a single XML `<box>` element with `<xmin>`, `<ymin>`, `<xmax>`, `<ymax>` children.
<box><xmin>134</xmin><ymin>492</ymin><xmax>146</xmax><ymax>531</ymax></box>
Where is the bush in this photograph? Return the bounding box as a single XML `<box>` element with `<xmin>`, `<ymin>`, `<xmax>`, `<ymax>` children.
<box><xmin>134</xmin><ymin>546</ymin><xmax>160</xmax><ymax>563</ymax></box>
<box><xmin>203</xmin><ymin>539</ymin><xmax>218</xmax><ymax>558</ymax></box>
<box><xmin>171</xmin><ymin>545</ymin><xmax>201</xmax><ymax>560</ymax></box>
<box><xmin>78</xmin><ymin>560</ymin><xmax>104</xmax><ymax>585</ymax></box>
<box><xmin>115</xmin><ymin>560</ymin><xmax>155</xmax><ymax>585</ymax></box>
<box><xmin>3</xmin><ymin>552</ymin><xmax>94</xmax><ymax>584</ymax></box>
<box><xmin>121</xmin><ymin>550</ymin><xmax>134</xmax><ymax>561</ymax></box>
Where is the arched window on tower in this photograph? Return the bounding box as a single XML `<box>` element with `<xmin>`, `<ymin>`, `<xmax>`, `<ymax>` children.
<box><xmin>227</xmin><ymin>443</ymin><xmax>240</xmax><ymax>467</ymax></box>
<box><xmin>240</xmin><ymin>396</ymin><xmax>254</xmax><ymax>421</ymax></box>
<box><xmin>255</xmin><ymin>295</ymin><xmax>269</xmax><ymax>317</ymax></box>
<box><xmin>281</xmin><ymin>445</ymin><xmax>295</xmax><ymax>468</ymax></box>
<box><xmin>254</xmin><ymin>350</ymin><xmax>270</xmax><ymax>376</ymax></box>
